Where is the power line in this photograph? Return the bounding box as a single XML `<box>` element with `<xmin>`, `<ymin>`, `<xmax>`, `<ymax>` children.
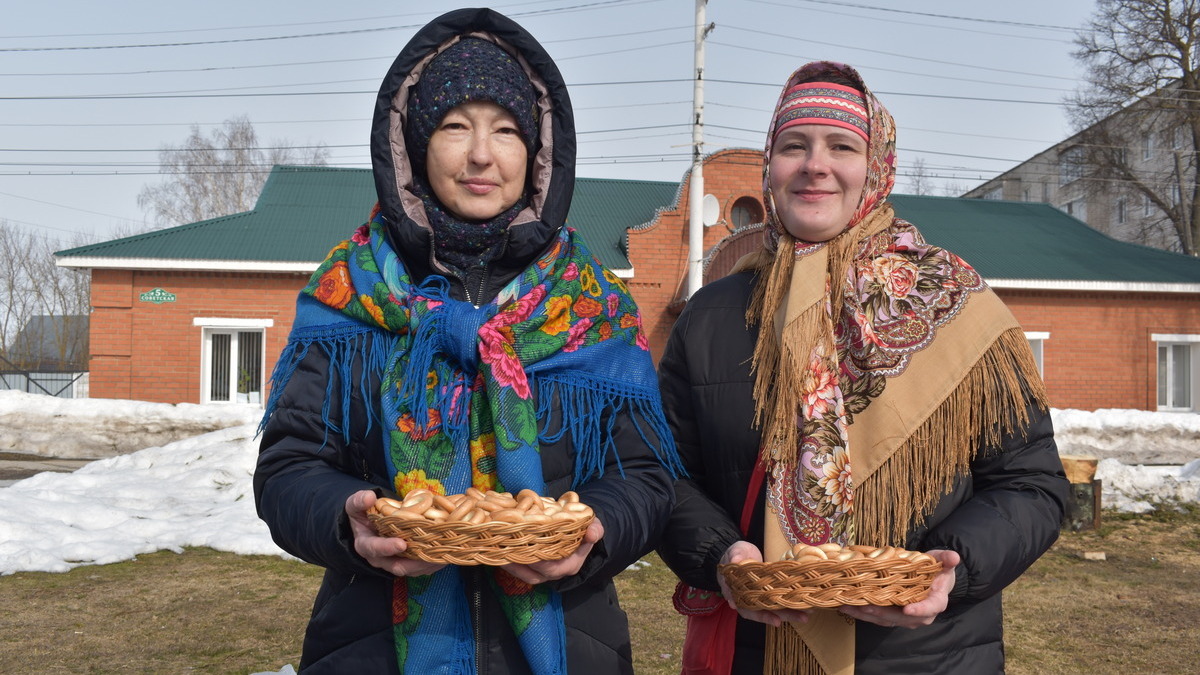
<box><xmin>0</xmin><ymin>0</ymin><xmax>644</xmax><ymax>52</ymax></box>
<box><xmin>0</xmin><ymin>144</ymin><xmax>350</xmax><ymax>154</ymax></box>
<box><xmin>0</xmin><ymin>78</ymin><xmax>1065</xmax><ymax>106</ymax></box>
<box><xmin>0</xmin><ymin>190</ymin><xmax>144</xmax><ymax>224</ymax></box>
<box><xmin>0</xmin><ymin>25</ymin><xmax>411</xmax><ymax>53</ymax></box>
<box><xmin>719</xmin><ymin>25</ymin><xmax>1079</xmax><ymax>83</ymax></box>
<box><xmin>0</xmin><ymin>1</ymin><xmax>1097</xmax><ymax>213</ymax></box>
<box><xmin>0</xmin><ymin>0</ymin><xmax>580</xmax><ymax>39</ymax></box>
<box><xmin>711</xmin><ymin>41</ymin><xmax>1073</xmax><ymax>94</ymax></box>
<box><xmin>0</xmin><ymin>118</ymin><xmax>363</xmax><ymax>128</ymax></box>
<box><xmin>749</xmin><ymin>0</ymin><xmax>1079</xmax><ymax>33</ymax></box>
<box><xmin>0</xmin><ymin>56</ymin><xmax>391</xmax><ymax>78</ymax></box>
<box><xmin>0</xmin><ymin>28</ymin><xmax>687</xmax><ymax>79</ymax></box>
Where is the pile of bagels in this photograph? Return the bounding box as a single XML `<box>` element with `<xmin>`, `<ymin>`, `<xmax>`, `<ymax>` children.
<box><xmin>370</xmin><ymin>487</ymin><xmax>593</xmax><ymax>527</ymax></box>
<box><xmin>778</xmin><ymin>543</ymin><xmax>934</xmax><ymax>565</ymax></box>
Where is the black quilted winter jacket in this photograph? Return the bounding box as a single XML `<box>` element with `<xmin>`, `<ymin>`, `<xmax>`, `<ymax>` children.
<box><xmin>656</xmin><ymin>271</ymin><xmax>1069</xmax><ymax>675</ymax></box>
<box><xmin>254</xmin><ymin>8</ymin><xmax>674</xmax><ymax>674</ymax></box>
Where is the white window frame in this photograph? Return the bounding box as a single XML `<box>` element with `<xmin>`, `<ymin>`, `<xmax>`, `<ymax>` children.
<box><xmin>194</xmin><ymin>318</ymin><xmax>273</xmax><ymax>405</ymax></box>
<box><xmin>1152</xmin><ymin>333</ymin><xmax>1199</xmax><ymax>412</ymax></box>
<box><xmin>1058</xmin><ymin>147</ymin><xmax>1084</xmax><ymax>185</ymax></box>
<box><xmin>1142</xmin><ymin>133</ymin><xmax>1155</xmax><ymax>161</ymax></box>
<box><xmin>1025</xmin><ymin>331</ymin><xmax>1049</xmax><ymax>377</ymax></box>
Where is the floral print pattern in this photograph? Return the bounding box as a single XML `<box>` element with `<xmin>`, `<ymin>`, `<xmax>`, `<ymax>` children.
<box><xmin>300</xmin><ymin>214</ymin><xmax>662</xmax><ymax>669</ymax></box>
<box><xmin>311</xmin><ymin>259</ymin><xmax>354</xmax><ymax>309</ymax></box>
<box><xmin>773</xmin><ymin>220</ymin><xmax>986</xmax><ymax>545</ymax></box>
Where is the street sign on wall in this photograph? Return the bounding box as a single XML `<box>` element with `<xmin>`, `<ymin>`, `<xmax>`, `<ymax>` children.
<box><xmin>139</xmin><ymin>288</ymin><xmax>177</xmax><ymax>304</ymax></box>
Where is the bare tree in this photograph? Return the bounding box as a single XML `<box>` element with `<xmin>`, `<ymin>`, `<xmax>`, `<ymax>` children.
<box><xmin>137</xmin><ymin>115</ymin><xmax>329</xmax><ymax>229</ymax></box>
<box><xmin>0</xmin><ymin>222</ymin><xmax>91</xmax><ymax>372</ymax></box>
<box><xmin>0</xmin><ymin>223</ymin><xmax>37</xmax><ymax>358</ymax></box>
<box><xmin>1070</xmin><ymin>0</ymin><xmax>1200</xmax><ymax>255</ymax></box>
<box><xmin>906</xmin><ymin>157</ymin><xmax>934</xmax><ymax>196</ymax></box>
<box><xmin>941</xmin><ymin>179</ymin><xmax>968</xmax><ymax>197</ymax></box>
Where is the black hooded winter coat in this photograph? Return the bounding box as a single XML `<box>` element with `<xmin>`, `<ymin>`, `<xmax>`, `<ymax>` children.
<box><xmin>254</xmin><ymin>9</ymin><xmax>673</xmax><ymax>674</ymax></box>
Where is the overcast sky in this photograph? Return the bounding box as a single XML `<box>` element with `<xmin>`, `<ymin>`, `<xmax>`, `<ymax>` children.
<box><xmin>2</xmin><ymin>0</ymin><xmax>1097</xmax><ymax>247</ymax></box>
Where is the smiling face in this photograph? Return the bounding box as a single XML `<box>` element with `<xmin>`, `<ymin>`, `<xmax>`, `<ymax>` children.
<box><xmin>425</xmin><ymin>100</ymin><xmax>529</xmax><ymax>221</ymax></box>
<box><xmin>768</xmin><ymin>124</ymin><xmax>869</xmax><ymax>243</ymax></box>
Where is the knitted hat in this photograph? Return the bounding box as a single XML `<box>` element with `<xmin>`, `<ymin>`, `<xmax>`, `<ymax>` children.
<box><xmin>405</xmin><ymin>37</ymin><xmax>538</xmax><ymax>169</ymax></box>
<box><xmin>772</xmin><ymin>81</ymin><xmax>869</xmax><ymax>143</ymax></box>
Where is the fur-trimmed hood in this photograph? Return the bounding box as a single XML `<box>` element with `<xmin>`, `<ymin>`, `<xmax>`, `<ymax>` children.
<box><xmin>370</xmin><ymin>7</ymin><xmax>576</xmax><ymax>286</ymax></box>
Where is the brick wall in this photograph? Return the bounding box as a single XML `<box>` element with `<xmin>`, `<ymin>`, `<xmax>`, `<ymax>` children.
<box><xmin>628</xmin><ymin>148</ymin><xmax>763</xmax><ymax>361</ymax></box>
<box><xmin>999</xmin><ymin>289</ymin><xmax>1200</xmax><ymax>411</ymax></box>
<box><xmin>89</xmin><ymin>269</ymin><xmax>135</xmax><ymax>399</ymax></box>
<box><xmin>89</xmin><ymin>269</ymin><xmax>308</xmax><ymax>404</ymax></box>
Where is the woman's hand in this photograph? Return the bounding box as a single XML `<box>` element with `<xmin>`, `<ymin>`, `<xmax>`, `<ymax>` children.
<box><xmin>838</xmin><ymin>549</ymin><xmax>960</xmax><ymax>628</ymax></box>
<box><xmin>501</xmin><ymin>518</ymin><xmax>605</xmax><ymax>585</ymax></box>
<box><xmin>718</xmin><ymin>541</ymin><xmax>810</xmax><ymax>626</ymax></box>
<box><xmin>345</xmin><ymin>490</ymin><xmax>446</xmax><ymax>577</ymax></box>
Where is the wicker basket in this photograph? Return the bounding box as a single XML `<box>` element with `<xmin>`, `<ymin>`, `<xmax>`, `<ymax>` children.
<box><xmin>369</xmin><ymin>512</ymin><xmax>593</xmax><ymax>566</ymax></box>
<box><xmin>719</xmin><ymin>555</ymin><xmax>941</xmax><ymax>610</ymax></box>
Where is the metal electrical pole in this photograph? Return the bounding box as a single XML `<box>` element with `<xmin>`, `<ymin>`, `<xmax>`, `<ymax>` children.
<box><xmin>686</xmin><ymin>0</ymin><xmax>712</xmax><ymax>298</ymax></box>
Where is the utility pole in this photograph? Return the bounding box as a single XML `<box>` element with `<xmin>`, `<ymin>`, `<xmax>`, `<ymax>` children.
<box><xmin>687</xmin><ymin>0</ymin><xmax>713</xmax><ymax>298</ymax></box>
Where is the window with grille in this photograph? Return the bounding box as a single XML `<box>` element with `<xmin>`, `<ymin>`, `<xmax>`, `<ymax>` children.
<box><xmin>1154</xmin><ymin>334</ymin><xmax>1198</xmax><ymax>411</ymax></box>
<box><xmin>194</xmin><ymin>318</ymin><xmax>272</xmax><ymax>405</ymax></box>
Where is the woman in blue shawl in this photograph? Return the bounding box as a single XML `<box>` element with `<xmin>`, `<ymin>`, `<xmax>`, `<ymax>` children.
<box><xmin>254</xmin><ymin>8</ymin><xmax>680</xmax><ymax>674</ymax></box>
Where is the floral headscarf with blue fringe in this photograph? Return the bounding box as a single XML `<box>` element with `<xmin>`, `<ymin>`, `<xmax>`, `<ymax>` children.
<box><xmin>264</xmin><ymin>212</ymin><xmax>680</xmax><ymax>675</ymax></box>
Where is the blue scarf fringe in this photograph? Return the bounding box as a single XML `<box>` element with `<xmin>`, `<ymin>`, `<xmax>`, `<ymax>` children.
<box><xmin>535</xmin><ymin>373</ymin><xmax>683</xmax><ymax>487</ymax></box>
<box><xmin>258</xmin><ymin>298</ymin><xmax>398</xmax><ymax>446</ymax></box>
<box><xmin>261</xmin><ymin>313</ymin><xmax>684</xmax><ymax>487</ymax></box>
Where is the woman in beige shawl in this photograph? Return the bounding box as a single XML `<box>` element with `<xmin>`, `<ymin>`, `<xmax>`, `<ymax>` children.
<box><xmin>657</xmin><ymin>61</ymin><xmax>1069</xmax><ymax>675</ymax></box>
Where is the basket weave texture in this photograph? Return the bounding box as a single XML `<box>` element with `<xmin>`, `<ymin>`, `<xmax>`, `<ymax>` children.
<box><xmin>369</xmin><ymin>513</ymin><xmax>593</xmax><ymax>566</ymax></box>
<box><xmin>719</xmin><ymin>556</ymin><xmax>941</xmax><ymax>609</ymax></box>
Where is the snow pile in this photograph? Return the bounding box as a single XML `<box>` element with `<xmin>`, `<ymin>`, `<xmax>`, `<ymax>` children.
<box><xmin>1096</xmin><ymin>457</ymin><xmax>1200</xmax><ymax>514</ymax></box>
<box><xmin>0</xmin><ymin>422</ymin><xmax>282</xmax><ymax>575</ymax></box>
<box><xmin>1052</xmin><ymin>407</ymin><xmax>1200</xmax><ymax>465</ymax></box>
<box><xmin>0</xmin><ymin>390</ymin><xmax>259</xmax><ymax>459</ymax></box>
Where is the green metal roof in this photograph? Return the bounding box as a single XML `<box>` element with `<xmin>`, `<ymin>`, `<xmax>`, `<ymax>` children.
<box><xmin>890</xmin><ymin>194</ymin><xmax>1200</xmax><ymax>283</ymax></box>
<box><xmin>56</xmin><ymin>166</ymin><xmax>674</xmax><ymax>270</ymax></box>
<box><xmin>56</xmin><ymin>166</ymin><xmax>1200</xmax><ymax>285</ymax></box>
<box><xmin>57</xmin><ymin>166</ymin><xmax>376</xmax><ymax>263</ymax></box>
<box><xmin>566</xmin><ymin>177</ymin><xmax>679</xmax><ymax>269</ymax></box>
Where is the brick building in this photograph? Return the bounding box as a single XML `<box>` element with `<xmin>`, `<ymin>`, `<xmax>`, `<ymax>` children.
<box><xmin>57</xmin><ymin>158</ymin><xmax>1200</xmax><ymax>412</ymax></box>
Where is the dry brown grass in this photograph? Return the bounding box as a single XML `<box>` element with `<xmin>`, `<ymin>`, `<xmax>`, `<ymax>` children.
<box><xmin>0</xmin><ymin>549</ymin><xmax>321</xmax><ymax>674</ymax></box>
<box><xmin>1</xmin><ymin>507</ymin><xmax>1196</xmax><ymax>674</ymax></box>
<box><xmin>1004</xmin><ymin>507</ymin><xmax>1200</xmax><ymax>675</ymax></box>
